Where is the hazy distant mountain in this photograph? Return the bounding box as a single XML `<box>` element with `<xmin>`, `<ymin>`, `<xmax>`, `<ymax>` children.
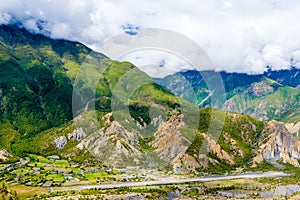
<box><xmin>155</xmin><ymin>69</ymin><xmax>300</xmax><ymax>123</ymax></box>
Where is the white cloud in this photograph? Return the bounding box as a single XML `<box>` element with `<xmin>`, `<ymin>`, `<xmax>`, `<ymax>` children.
<box><xmin>23</xmin><ymin>18</ymin><xmax>40</xmax><ymax>32</ymax></box>
<box><xmin>51</xmin><ymin>23</ymin><xmax>71</xmax><ymax>39</ymax></box>
<box><xmin>118</xmin><ymin>50</ymin><xmax>194</xmax><ymax>78</ymax></box>
<box><xmin>0</xmin><ymin>12</ymin><xmax>13</xmax><ymax>24</ymax></box>
<box><xmin>0</xmin><ymin>0</ymin><xmax>300</xmax><ymax>75</ymax></box>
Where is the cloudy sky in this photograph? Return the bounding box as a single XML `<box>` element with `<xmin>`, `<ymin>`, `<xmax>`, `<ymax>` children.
<box><xmin>1</xmin><ymin>0</ymin><xmax>300</xmax><ymax>76</ymax></box>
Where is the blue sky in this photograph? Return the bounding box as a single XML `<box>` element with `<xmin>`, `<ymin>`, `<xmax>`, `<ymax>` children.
<box><xmin>1</xmin><ymin>0</ymin><xmax>300</xmax><ymax>76</ymax></box>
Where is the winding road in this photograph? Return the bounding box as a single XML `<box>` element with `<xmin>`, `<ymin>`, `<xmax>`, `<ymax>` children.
<box><xmin>56</xmin><ymin>171</ymin><xmax>289</xmax><ymax>191</ymax></box>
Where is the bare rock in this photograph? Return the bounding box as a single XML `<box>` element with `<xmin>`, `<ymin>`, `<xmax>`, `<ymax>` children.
<box><xmin>151</xmin><ymin>114</ymin><xmax>189</xmax><ymax>162</ymax></box>
<box><xmin>151</xmin><ymin>115</ymin><xmax>163</xmax><ymax>127</ymax></box>
<box><xmin>54</xmin><ymin>136</ymin><xmax>67</xmax><ymax>149</ymax></box>
<box><xmin>253</xmin><ymin>120</ymin><xmax>300</xmax><ymax>167</ymax></box>
<box><xmin>250</xmin><ymin>81</ymin><xmax>274</xmax><ymax>97</ymax></box>
<box><xmin>68</xmin><ymin>127</ymin><xmax>86</xmax><ymax>141</ymax></box>
<box><xmin>285</xmin><ymin>122</ymin><xmax>300</xmax><ymax>136</ymax></box>
<box><xmin>173</xmin><ymin>153</ymin><xmax>218</xmax><ymax>173</ymax></box>
<box><xmin>0</xmin><ymin>149</ymin><xmax>12</xmax><ymax>161</ymax></box>
<box><xmin>202</xmin><ymin>133</ymin><xmax>235</xmax><ymax>165</ymax></box>
<box><xmin>78</xmin><ymin>121</ymin><xmax>141</xmax><ymax>166</ymax></box>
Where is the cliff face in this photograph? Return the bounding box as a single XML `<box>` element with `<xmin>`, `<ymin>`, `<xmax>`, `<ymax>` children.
<box><xmin>253</xmin><ymin>120</ymin><xmax>300</xmax><ymax>167</ymax></box>
<box><xmin>172</xmin><ymin>132</ymin><xmax>235</xmax><ymax>173</ymax></box>
<box><xmin>285</xmin><ymin>122</ymin><xmax>300</xmax><ymax>136</ymax></box>
<box><xmin>78</xmin><ymin>114</ymin><xmax>192</xmax><ymax>168</ymax></box>
<box><xmin>151</xmin><ymin>114</ymin><xmax>189</xmax><ymax>162</ymax></box>
<box><xmin>75</xmin><ymin>111</ymin><xmax>261</xmax><ymax>172</ymax></box>
<box><xmin>0</xmin><ymin>149</ymin><xmax>12</xmax><ymax>161</ymax></box>
<box><xmin>47</xmin><ymin>110</ymin><xmax>300</xmax><ymax>172</ymax></box>
<box><xmin>78</xmin><ymin>117</ymin><xmax>142</xmax><ymax>167</ymax></box>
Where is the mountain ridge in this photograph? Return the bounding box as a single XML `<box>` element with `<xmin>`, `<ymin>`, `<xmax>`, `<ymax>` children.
<box><xmin>155</xmin><ymin>69</ymin><xmax>300</xmax><ymax>123</ymax></box>
<box><xmin>0</xmin><ymin>24</ymin><xmax>300</xmax><ymax>174</ymax></box>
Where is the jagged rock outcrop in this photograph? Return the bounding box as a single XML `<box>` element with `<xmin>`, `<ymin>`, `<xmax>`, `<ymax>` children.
<box><xmin>285</xmin><ymin>122</ymin><xmax>300</xmax><ymax>136</ymax></box>
<box><xmin>203</xmin><ymin>133</ymin><xmax>235</xmax><ymax>165</ymax></box>
<box><xmin>172</xmin><ymin>132</ymin><xmax>235</xmax><ymax>173</ymax></box>
<box><xmin>151</xmin><ymin>115</ymin><xmax>164</xmax><ymax>127</ymax></box>
<box><xmin>173</xmin><ymin>153</ymin><xmax>218</xmax><ymax>173</ymax></box>
<box><xmin>78</xmin><ymin>120</ymin><xmax>142</xmax><ymax>166</ymax></box>
<box><xmin>0</xmin><ymin>149</ymin><xmax>13</xmax><ymax>161</ymax></box>
<box><xmin>78</xmin><ymin>114</ymin><xmax>193</xmax><ymax>168</ymax></box>
<box><xmin>68</xmin><ymin>127</ymin><xmax>86</xmax><ymax>141</ymax></box>
<box><xmin>46</xmin><ymin>155</ymin><xmax>60</xmax><ymax>160</ymax></box>
<box><xmin>54</xmin><ymin>136</ymin><xmax>67</xmax><ymax>149</ymax></box>
<box><xmin>151</xmin><ymin>114</ymin><xmax>189</xmax><ymax>162</ymax></box>
<box><xmin>250</xmin><ymin>81</ymin><xmax>274</xmax><ymax>96</ymax></box>
<box><xmin>253</xmin><ymin>120</ymin><xmax>300</xmax><ymax>167</ymax></box>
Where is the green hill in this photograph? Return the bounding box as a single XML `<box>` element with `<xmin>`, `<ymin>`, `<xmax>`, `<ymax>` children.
<box><xmin>0</xmin><ymin>25</ymin><xmax>186</xmax><ymax>163</ymax></box>
<box><xmin>1</xmin><ymin>25</ymin><xmax>300</xmax><ymax>175</ymax></box>
<box><xmin>156</xmin><ymin>70</ymin><xmax>300</xmax><ymax>122</ymax></box>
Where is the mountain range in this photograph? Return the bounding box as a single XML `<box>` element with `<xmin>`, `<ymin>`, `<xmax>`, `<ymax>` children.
<box><xmin>156</xmin><ymin>69</ymin><xmax>300</xmax><ymax>123</ymax></box>
<box><xmin>0</xmin><ymin>24</ymin><xmax>300</xmax><ymax>174</ymax></box>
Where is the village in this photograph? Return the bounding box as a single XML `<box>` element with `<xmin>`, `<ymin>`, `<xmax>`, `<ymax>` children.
<box><xmin>0</xmin><ymin>154</ymin><xmax>160</xmax><ymax>188</ymax></box>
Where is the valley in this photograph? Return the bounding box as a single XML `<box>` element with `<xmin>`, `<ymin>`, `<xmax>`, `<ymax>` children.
<box><xmin>0</xmin><ymin>24</ymin><xmax>299</xmax><ymax>199</ymax></box>
<box><xmin>1</xmin><ymin>153</ymin><xmax>299</xmax><ymax>199</ymax></box>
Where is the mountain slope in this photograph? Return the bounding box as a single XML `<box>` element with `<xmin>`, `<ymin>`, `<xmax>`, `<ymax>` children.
<box><xmin>0</xmin><ymin>25</ymin><xmax>192</xmax><ymax>165</ymax></box>
<box><xmin>156</xmin><ymin>70</ymin><xmax>300</xmax><ymax>122</ymax></box>
<box><xmin>222</xmin><ymin>79</ymin><xmax>300</xmax><ymax>122</ymax></box>
<box><xmin>1</xmin><ymin>25</ymin><xmax>300</xmax><ymax>174</ymax></box>
<box><xmin>264</xmin><ymin>66</ymin><xmax>300</xmax><ymax>88</ymax></box>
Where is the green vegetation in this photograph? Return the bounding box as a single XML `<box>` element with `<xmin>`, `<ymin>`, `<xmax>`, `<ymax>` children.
<box><xmin>185</xmin><ymin>106</ymin><xmax>265</xmax><ymax>173</ymax></box>
<box><xmin>1</xmin><ymin>23</ymin><xmax>300</xmax><ymax>199</ymax></box>
<box><xmin>156</xmin><ymin>70</ymin><xmax>300</xmax><ymax>123</ymax></box>
<box><xmin>31</xmin><ymin>186</ymin><xmax>170</xmax><ymax>200</ymax></box>
<box><xmin>256</xmin><ymin>162</ymin><xmax>300</xmax><ymax>186</ymax></box>
<box><xmin>0</xmin><ymin>153</ymin><xmax>115</xmax><ymax>190</ymax></box>
<box><xmin>138</xmin><ymin>136</ymin><xmax>155</xmax><ymax>153</ymax></box>
<box><xmin>0</xmin><ymin>24</ymin><xmax>184</xmax><ymax>162</ymax></box>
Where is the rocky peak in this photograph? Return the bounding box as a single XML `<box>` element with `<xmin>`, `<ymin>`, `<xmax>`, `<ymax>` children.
<box><xmin>250</xmin><ymin>81</ymin><xmax>274</xmax><ymax>97</ymax></box>
<box><xmin>53</xmin><ymin>127</ymin><xmax>86</xmax><ymax>150</ymax></box>
<box><xmin>253</xmin><ymin>120</ymin><xmax>300</xmax><ymax>167</ymax></box>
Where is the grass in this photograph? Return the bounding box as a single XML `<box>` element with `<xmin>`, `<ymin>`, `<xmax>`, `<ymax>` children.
<box><xmin>7</xmin><ymin>185</ymin><xmax>48</xmax><ymax>199</ymax></box>
<box><xmin>47</xmin><ymin>174</ymin><xmax>65</xmax><ymax>182</ymax></box>
<box><xmin>34</xmin><ymin>186</ymin><xmax>169</xmax><ymax>199</ymax></box>
<box><xmin>84</xmin><ymin>172</ymin><xmax>108</xmax><ymax>179</ymax></box>
<box><xmin>55</xmin><ymin>160</ymin><xmax>69</xmax><ymax>167</ymax></box>
<box><xmin>11</xmin><ymin>169</ymin><xmax>27</xmax><ymax>176</ymax></box>
<box><xmin>256</xmin><ymin>162</ymin><xmax>300</xmax><ymax>186</ymax></box>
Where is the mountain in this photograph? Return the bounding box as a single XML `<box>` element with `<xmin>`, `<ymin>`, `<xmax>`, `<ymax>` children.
<box><xmin>155</xmin><ymin>70</ymin><xmax>300</xmax><ymax>123</ymax></box>
<box><xmin>264</xmin><ymin>66</ymin><xmax>300</xmax><ymax>88</ymax></box>
<box><xmin>0</xmin><ymin>24</ymin><xmax>194</xmax><ymax>166</ymax></box>
<box><xmin>253</xmin><ymin>120</ymin><xmax>300</xmax><ymax>167</ymax></box>
<box><xmin>1</xmin><ymin>24</ymin><xmax>300</xmax><ymax>174</ymax></box>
